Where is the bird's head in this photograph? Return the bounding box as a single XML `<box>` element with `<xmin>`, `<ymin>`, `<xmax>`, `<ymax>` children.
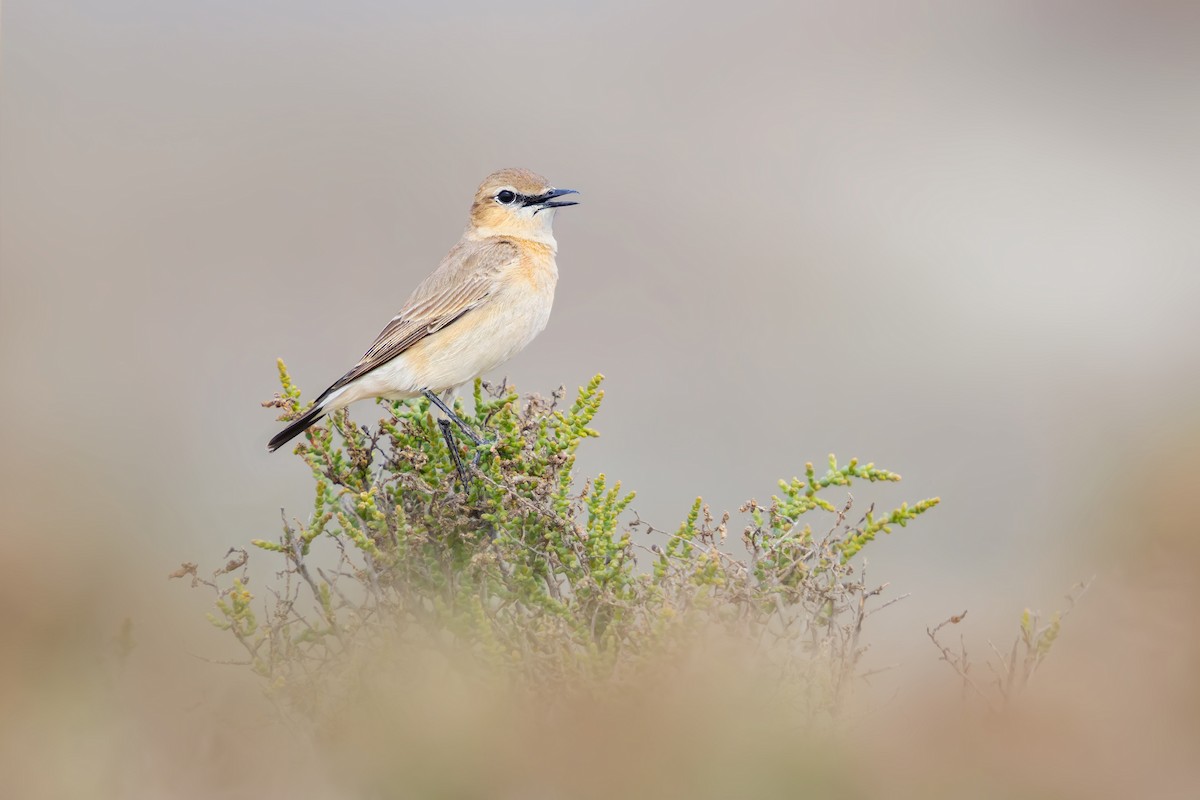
<box><xmin>467</xmin><ymin>168</ymin><xmax>578</xmax><ymax>245</ymax></box>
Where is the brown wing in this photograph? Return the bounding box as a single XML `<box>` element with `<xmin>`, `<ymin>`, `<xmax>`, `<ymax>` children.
<box><xmin>322</xmin><ymin>238</ymin><xmax>519</xmax><ymax>396</ymax></box>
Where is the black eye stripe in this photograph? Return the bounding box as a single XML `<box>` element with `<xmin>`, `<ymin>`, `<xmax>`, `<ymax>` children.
<box><xmin>496</xmin><ymin>190</ymin><xmax>564</xmax><ymax>207</ymax></box>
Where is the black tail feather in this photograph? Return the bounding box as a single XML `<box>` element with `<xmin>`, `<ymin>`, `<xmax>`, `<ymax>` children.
<box><xmin>267</xmin><ymin>404</ymin><xmax>326</xmax><ymax>452</ymax></box>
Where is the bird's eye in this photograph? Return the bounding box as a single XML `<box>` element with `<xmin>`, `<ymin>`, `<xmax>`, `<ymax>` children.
<box><xmin>496</xmin><ymin>190</ymin><xmax>517</xmax><ymax>205</ymax></box>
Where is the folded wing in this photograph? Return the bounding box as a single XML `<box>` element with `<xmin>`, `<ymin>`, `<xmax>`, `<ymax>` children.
<box><xmin>318</xmin><ymin>238</ymin><xmax>520</xmax><ymax>401</ymax></box>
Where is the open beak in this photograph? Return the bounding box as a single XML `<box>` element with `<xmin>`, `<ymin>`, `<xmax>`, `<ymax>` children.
<box><xmin>526</xmin><ymin>187</ymin><xmax>579</xmax><ymax>214</ymax></box>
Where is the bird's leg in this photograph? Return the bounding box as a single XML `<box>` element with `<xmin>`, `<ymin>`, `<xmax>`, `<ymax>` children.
<box><xmin>423</xmin><ymin>389</ymin><xmax>485</xmax><ymax>446</ymax></box>
<box><xmin>438</xmin><ymin>418</ymin><xmax>470</xmax><ymax>490</ymax></box>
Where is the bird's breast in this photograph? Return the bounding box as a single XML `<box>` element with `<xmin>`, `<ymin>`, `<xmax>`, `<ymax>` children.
<box><xmin>495</xmin><ymin>248</ymin><xmax>558</xmax><ymax>343</ymax></box>
<box><xmin>509</xmin><ymin>243</ymin><xmax>559</xmax><ymax>291</ymax></box>
<box><xmin>389</xmin><ymin>250</ymin><xmax>558</xmax><ymax>392</ymax></box>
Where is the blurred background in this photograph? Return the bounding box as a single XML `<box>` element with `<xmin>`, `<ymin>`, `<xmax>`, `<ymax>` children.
<box><xmin>2</xmin><ymin>1</ymin><xmax>1199</xmax><ymax>797</ymax></box>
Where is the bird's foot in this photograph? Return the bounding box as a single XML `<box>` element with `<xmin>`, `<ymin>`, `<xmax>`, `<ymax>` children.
<box><xmin>424</xmin><ymin>389</ymin><xmax>486</xmax><ymax>445</ymax></box>
<box><xmin>470</xmin><ymin>435</ymin><xmax>498</xmax><ymax>467</ymax></box>
<box><xmin>438</xmin><ymin>418</ymin><xmax>471</xmax><ymax>492</ymax></box>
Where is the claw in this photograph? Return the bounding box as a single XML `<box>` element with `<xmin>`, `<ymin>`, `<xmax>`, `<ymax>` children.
<box><xmin>471</xmin><ymin>436</ymin><xmax>497</xmax><ymax>467</ymax></box>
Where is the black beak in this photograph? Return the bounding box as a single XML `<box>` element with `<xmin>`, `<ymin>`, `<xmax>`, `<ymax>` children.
<box><xmin>525</xmin><ymin>188</ymin><xmax>579</xmax><ymax>214</ymax></box>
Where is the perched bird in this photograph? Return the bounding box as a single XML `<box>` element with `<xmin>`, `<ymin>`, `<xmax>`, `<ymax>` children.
<box><xmin>267</xmin><ymin>168</ymin><xmax>578</xmax><ymax>459</ymax></box>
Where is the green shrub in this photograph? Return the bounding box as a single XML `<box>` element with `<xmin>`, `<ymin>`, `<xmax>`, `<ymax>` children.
<box><xmin>185</xmin><ymin>361</ymin><xmax>940</xmax><ymax>720</ymax></box>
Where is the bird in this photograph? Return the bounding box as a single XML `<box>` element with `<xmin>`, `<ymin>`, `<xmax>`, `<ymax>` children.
<box><xmin>267</xmin><ymin>167</ymin><xmax>578</xmax><ymax>462</ymax></box>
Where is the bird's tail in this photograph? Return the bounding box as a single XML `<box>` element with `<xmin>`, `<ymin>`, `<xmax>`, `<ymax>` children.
<box><xmin>267</xmin><ymin>402</ymin><xmax>327</xmax><ymax>452</ymax></box>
